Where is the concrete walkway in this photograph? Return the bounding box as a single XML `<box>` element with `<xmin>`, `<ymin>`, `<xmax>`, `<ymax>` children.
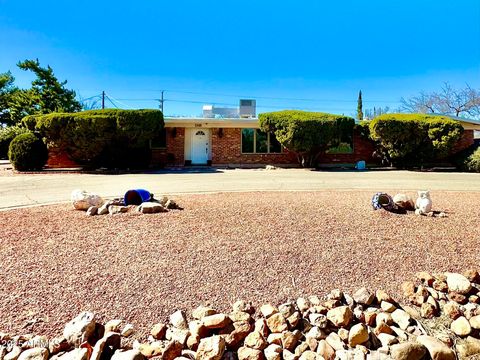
<box><xmin>1</xmin><ymin>168</ymin><xmax>479</xmax><ymax>210</ymax></box>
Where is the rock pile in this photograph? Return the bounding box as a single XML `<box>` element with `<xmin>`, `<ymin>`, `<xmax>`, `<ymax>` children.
<box><xmin>70</xmin><ymin>190</ymin><xmax>180</xmax><ymax>216</ymax></box>
<box><xmin>1</xmin><ymin>271</ymin><xmax>479</xmax><ymax>360</ymax></box>
<box><xmin>402</xmin><ymin>270</ymin><xmax>480</xmax><ymax>359</ymax></box>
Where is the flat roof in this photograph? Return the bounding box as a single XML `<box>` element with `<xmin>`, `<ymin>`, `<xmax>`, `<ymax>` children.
<box><xmin>164</xmin><ymin>117</ymin><xmax>259</xmax><ymax>128</ymax></box>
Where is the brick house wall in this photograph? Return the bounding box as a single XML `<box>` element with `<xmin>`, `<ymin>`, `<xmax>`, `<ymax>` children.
<box><xmin>452</xmin><ymin>130</ymin><xmax>475</xmax><ymax>153</ymax></box>
<box><xmin>47</xmin><ymin>146</ymin><xmax>80</xmax><ymax>168</ymax></box>
<box><xmin>165</xmin><ymin>127</ymin><xmax>185</xmax><ymax>166</ymax></box>
<box><xmin>45</xmin><ymin>127</ymin><xmax>476</xmax><ymax>168</ymax></box>
<box><xmin>210</xmin><ymin>128</ymin><xmax>376</xmax><ymax>166</ymax></box>
<box><xmin>211</xmin><ymin>128</ymin><xmax>297</xmax><ymax>165</ymax></box>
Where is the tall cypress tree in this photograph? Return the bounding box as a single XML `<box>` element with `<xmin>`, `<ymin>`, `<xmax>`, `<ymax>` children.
<box><xmin>357</xmin><ymin>90</ymin><xmax>363</xmax><ymax>120</ymax></box>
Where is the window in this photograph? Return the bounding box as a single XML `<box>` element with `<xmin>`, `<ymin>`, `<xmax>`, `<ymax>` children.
<box><xmin>241</xmin><ymin>129</ymin><xmax>282</xmax><ymax>154</ymax></box>
<box><xmin>150</xmin><ymin>128</ymin><xmax>167</xmax><ymax>148</ymax></box>
<box><xmin>255</xmin><ymin>130</ymin><xmax>268</xmax><ymax>153</ymax></box>
<box><xmin>241</xmin><ymin>129</ymin><xmax>254</xmax><ymax>153</ymax></box>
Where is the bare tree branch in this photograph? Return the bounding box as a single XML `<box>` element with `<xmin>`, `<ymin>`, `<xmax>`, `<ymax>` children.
<box><xmin>400</xmin><ymin>83</ymin><xmax>480</xmax><ymax>118</ymax></box>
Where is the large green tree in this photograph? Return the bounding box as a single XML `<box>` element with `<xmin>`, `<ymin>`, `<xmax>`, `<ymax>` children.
<box><xmin>17</xmin><ymin>59</ymin><xmax>82</xmax><ymax>114</ymax></box>
<box><xmin>0</xmin><ymin>71</ymin><xmax>24</xmax><ymax>126</ymax></box>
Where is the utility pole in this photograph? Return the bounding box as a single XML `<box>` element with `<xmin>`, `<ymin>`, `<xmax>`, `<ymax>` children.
<box><xmin>159</xmin><ymin>90</ymin><xmax>164</xmax><ymax>113</ymax></box>
<box><xmin>102</xmin><ymin>91</ymin><xmax>105</xmax><ymax>110</ymax></box>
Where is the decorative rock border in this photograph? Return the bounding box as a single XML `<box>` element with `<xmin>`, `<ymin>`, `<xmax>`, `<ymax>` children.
<box><xmin>70</xmin><ymin>189</ymin><xmax>181</xmax><ymax>216</ymax></box>
<box><xmin>1</xmin><ymin>271</ymin><xmax>479</xmax><ymax>360</ymax></box>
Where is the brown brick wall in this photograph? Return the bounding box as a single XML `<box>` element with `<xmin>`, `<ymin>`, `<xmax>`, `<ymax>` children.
<box><xmin>47</xmin><ymin>146</ymin><xmax>80</xmax><ymax>168</ymax></box>
<box><xmin>211</xmin><ymin>128</ymin><xmax>297</xmax><ymax>165</ymax></box>
<box><xmin>210</xmin><ymin>128</ymin><xmax>376</xmax><ymax>166</ymax></box>
<box><xmin>452</xmin><ymin>130</ymin><xmax>475</xmax><ymax>153</ymax></box>
<box><xmin>165</xmin><ymin>127</ymin><xmax>185</xmax><ymax>166</ymax></box>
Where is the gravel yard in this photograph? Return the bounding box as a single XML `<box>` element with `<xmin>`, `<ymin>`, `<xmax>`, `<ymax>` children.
<box><xmin>0</xmin><ymin>190</ymin><xmax>479</xmax><ymax>339</ymax></box>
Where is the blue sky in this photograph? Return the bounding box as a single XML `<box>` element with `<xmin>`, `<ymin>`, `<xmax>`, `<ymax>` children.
<box><xmin>1</xmin><ymin>0</ymin><xmax>479</xmax><ymax>117</ymax></box>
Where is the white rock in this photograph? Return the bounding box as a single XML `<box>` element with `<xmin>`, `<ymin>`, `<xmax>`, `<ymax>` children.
<box><xmin>416</xmin><ymin>335</ymin><xmax>455</xmax><ymax>360</ymax></box>
<box><xmin>446</xmin><ymin>273</ymin><xmax>472</xmax><ymax>295</ymax></box>
<box><xmin>63</xmin><ymin>311</ymin><xmax>96</xmax><ymax>346</ymax></box>
<box><xmin>195</xmin><ymin>336</ymin><xmax>225</xmax><ymax>360</ymax></box>
<box><xmin>264</xmin><ymin>344</ymin><xmax>282</xmax><ymax>360</ymax></box>
<box><xmin>326</xmin><ymin>306</ymin><xmax>353</xmax><ymax>327</ymax></box>
<box><xmin>17</xmin><ymin>349</ymin><xmax>48</xmax><ymax>360</ymax></box>
<box><xmin>104</xmin><ymin>319</ymin><xmax>123</xmax><ymax>333</ymax></box>
<box><xmin>4</xmin><ymin>347</ymin><xmax>22</xmax><ymax>360</ymax></box>
<box><xmin>348</xmin><ymin>324</ymin><xmax>369</xmax><ymax>347</ymax></box>
<box><xmin>138</xmin><ymin>202</ymin><xmax>167</xmax><ymax>214</ymax></box>
<box><xmin>97</xmin><ymin>204</ymin><xmax>109</xmax><ymax>215</ymax></box>
<box><xmin>86</xmin><ymin>206</ymin><xmax>98</xmax><ymax>216</ymax></box>
<box><xmin>470</xmin><ymin>315</ymin><xmax>480</xmax><ymax>329</ymax></box>
<box><xmin>170</xmin><ymin>310</ymin><xmax>188</xmax><ymax>329</ymax></box>
<box><xmin>108</xmin><ymin>205</ymin><xmax>129</xmax><ymax>215</ymax></box>
<box><xmin>353</xmin><ymin>288</ymin><xmax>374</xmax><ymax>305</ymax></box>
<box><xmin>121</xmin><ymin>324</ymin><xmax>134</xmax><ymax>337</ymax></box>
<box><xmin>377</xmin><ymin>333</ymin><xmax>398</xmax><ymax>347</ymax></box>
<box><xmin>391</xmin><ymin>309</ymin><xmax>411</xmax><ymax>330</ymax></box>
<box><xmin>55</xmin><ymin>348</ymin><xmax>89</xmax><ymax>360</ymax></box>
<box><xmin>71</xmin><ymin>190</ymin><xmax>104</xmax><ymax>211</ymax></box>
<box><xmin>451</xmin><ymin>316</ymin><xmax>471</xmax><ymax>336</ymax></box>
<box><xmin>110</xmin><ymin>349</ymin><xmax>144</xmax><ymax>360</ymax></box>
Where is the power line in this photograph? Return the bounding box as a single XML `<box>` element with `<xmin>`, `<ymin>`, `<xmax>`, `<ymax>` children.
<box><xmin>104</xmin><ymin>94</ymin><xmax>118</xmax><ymax>109</ymax></box>
<box><xmin>81</xmin><ymin>88</ymin><xmax>398</xmax><ymax>104</ymax></box>
<box><xmin>105</xmin><ymin>93</ymin><xmax>132</xmax><ymax>109</ymax></box>
<box><xmin>169</xmin><ymin>90</ymin><xmax>398</xmax><ymax>103</ymax></box>
<box><xmin>111</xmin><ymin>97</ymin><xmax>363</xmax><ymax>112</ymax></box>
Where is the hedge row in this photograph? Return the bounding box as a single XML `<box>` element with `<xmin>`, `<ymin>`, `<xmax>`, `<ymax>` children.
<box><xmin>259</xmin><ymin>110</ymin><xmax>355</xmax><ymax>167</ymax></box>
<box><xmin>23</xmin><ymin>109</ymin><xmax>164</xmax><ymax>168</ymax></box>
<box><xmin>369</xmin><ymin>113</ymin><xmax>464</xmax><ymax>167</ymax></box>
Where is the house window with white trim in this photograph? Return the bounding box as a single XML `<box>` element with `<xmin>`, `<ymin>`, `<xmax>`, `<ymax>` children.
<box><xmin>241</xmin><ymin>129</ymin><xmax>282</xmax><ymax>154</ymax></box>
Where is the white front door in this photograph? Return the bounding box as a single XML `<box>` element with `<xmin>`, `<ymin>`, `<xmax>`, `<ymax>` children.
<box><xmin>191</xmin><ymin>129</ymin><xmax>209</xmax><ymax>164</ymax></box>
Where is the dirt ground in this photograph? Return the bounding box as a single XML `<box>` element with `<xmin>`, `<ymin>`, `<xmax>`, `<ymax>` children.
<box><xmin>0</xmin><ymin>190</ymin><xmax>479</xmax><ymax>338</ymax></box>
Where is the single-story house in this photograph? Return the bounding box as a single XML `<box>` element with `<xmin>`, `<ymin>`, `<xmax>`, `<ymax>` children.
<box><xmin>150</xmin><ymin>117</ymin><xmax>375</xmax><ymax>167</ymax></box>
<box><xmin>148</xmin><ymin>117</ymin><xmax>480</xmax><ymax>168</ymax></box>
<box><xmin>46</xmin><ymin>116</ymin><xmax>480</xmax><ymax>168</ymax></box>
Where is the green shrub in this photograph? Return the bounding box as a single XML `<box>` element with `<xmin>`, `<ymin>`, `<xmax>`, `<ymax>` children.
<box><xmin>355</xmin><ymin>120</ymin><xmax>371</xmax><ymax>140</ymax></box>
<box><xmin>8</xmin><ymin>132</ymin><xmax>48</xmax><ymax>171</ymax></box>
<box><xmin>259</xmin><ymin>110</ymin><xmax>355</xmax><ymax>167</ymax></box>
<box><xmin>369</xmin><ymin>113</ymin><xmax>463</xmax><ymax>167</ymax></box>
<box><xmin>25</xmin><ymin>109</ymin><xmax>163</xmax><ymax>168</ymax></box>
<box><xmin>0</xmin><ymin>125</ymin><xmax>30</xmax><ymax>159</ymax></box>
<box><xmin>465</xmin><ymin>147</ymin><xmax>480</xmax><ymax>172</ymax></box>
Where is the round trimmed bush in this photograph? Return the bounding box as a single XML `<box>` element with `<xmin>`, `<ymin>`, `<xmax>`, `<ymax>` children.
<box><xmin>466</xmin><ymin>147</ymin><xmax>480</xmax><ymax>172</ymax></box>
<box><xmin>0</xmin><ymin>125</ymin><xmax>29</xmax><ymax>159</ymax></box>
<box><xmin>8</xmin><ymin>133</ymin><xmax>48</xmax><ymax>171</ymax></box>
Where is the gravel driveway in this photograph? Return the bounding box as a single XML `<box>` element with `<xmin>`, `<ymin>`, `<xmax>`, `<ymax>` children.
<box><xmin>0</xmin><ymin>190</ymin><xmax>479</xmax><ymax>338</ymax></box>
